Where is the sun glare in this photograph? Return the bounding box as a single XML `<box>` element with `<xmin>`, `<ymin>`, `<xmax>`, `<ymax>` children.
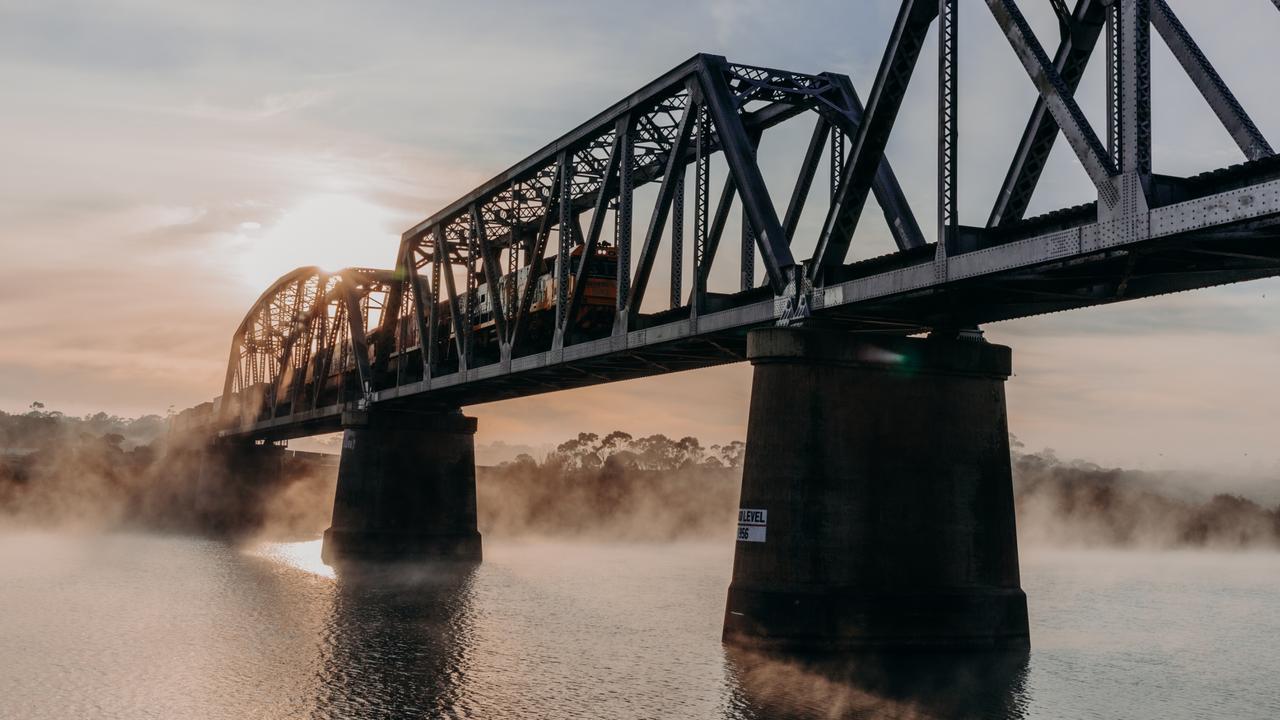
<box><xmin>237</xmin><ymin>194</ymin><xmax>402</xmax><ymax>289</ymax></box>
<box><xmin>251</xmin><ymin>539</ymin><xmax>335</xmax><ymax>580</ymax></box>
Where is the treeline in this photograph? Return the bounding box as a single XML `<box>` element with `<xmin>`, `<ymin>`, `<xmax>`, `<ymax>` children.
<box><xmin>477</xmin><ymin>432</ymin><xmax>744</xmax><ymax>539</ymax></box>
<box><xmin>532</xmin><ymin>431</ymin><xmax>745</xmax><ymax>471</ymax></box>
<box><xmin>4</xmin><ymin>403</ymin><xmax>1280</xmax><ymax>549</ymax></box>
<box><xmin>1013</xmin><ymin>447</ymin><xmax>1280</xmax><ymax>549</ymax></box>
<box><xmin>478</xmin><ymin>432</ymin><xmax>1280</xmax><ymax>548</ymax></box>
<box><xmin>1</xmin><ymin>403</ymin><xmax>162</xmax><ymax>527</ymax></box>
<box><xmin>1</xmin><ymin>402</ymin><xmax>169</xmax><ymax>452</ymax></box>
<box><xmin>0</xmin><ymin>402</ymin><xmax>330</xmax><ymax>538</ymax></box>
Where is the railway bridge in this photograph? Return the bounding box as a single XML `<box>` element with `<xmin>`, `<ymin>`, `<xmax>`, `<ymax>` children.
<box><xmin>213</xmin><ymin>1</ymin><xmax>1280</xmax><ymax>650</ymax></box>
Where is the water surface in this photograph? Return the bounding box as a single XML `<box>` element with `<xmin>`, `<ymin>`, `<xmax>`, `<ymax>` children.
<box><xmin>1</xmin><ymin>532</ymin><xmax>1277</xmax><ymax>719</ymax></box>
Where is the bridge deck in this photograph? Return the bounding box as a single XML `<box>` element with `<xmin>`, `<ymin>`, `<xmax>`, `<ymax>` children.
<box><xmin>222</xmin><ymin>168</ymin><xmax>1280</xmax><ymax>441</ymax></box>
<box><xmin>218</xmin><ymin>8</ymin><xmax>1280</xmax><ymax>441</ymax></box>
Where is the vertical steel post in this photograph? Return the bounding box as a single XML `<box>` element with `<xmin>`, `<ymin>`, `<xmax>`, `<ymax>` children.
<box><xmin>310</xmin><ymin>299</ymin><xmax>330</xmax><ymax>411</ymax></box>
<box><xmin>471</xmin><ymin>204</ymin><xmax>509</xmax><ymax>346</ymax></box>
<box><xmin>614</xmin><ymin>118</ymin><xmax>633</xmax><ymax>333</ymax></box>
<box><xmin>555</xmin><ymin>152</ymin><xmax>574</xmax><ymax>337</ymax></box>
<box><xmin>830</xmin><ymin>126</ymin><xmax>844</xmax><ymax>204</ymax></box>
<box><xmin>428</xmin><ymin>245</ymin><xmax>441</xmax><ymax>376</ymax></box>
<box><xmin>938</xmin><ymin>0</ymin><xmax>958</xmax><ymax>257</ymax></box>
<box><xmin>1118</xmin><ymin>0</ymin><xmax>1151</xmax><ymax>177</ymax></box>
<box><xmin>508</xmin><ymin>182</ymin><xmax>520</xmax><ymax>330</ymax></box>
<box><xmin>1106</xmin><ymin>1</ymin><xmax>1121</xmax><ymax>165</ymax></box>
<box><xmin>407</xmin><ymin>244</ymin><xmax>432</xmax><ymax>379</ymax></box>
<box><xmin>671</xmin><ymin>167</ymin><xmax>685</xmax><ymax>309</ymax></box>
<box><xmin>464</xmin><ymin>226</ymin><xmax>477</xmax><ymax>366</ymax></box>
<box><xmin>739</xmin><ymin>122</ymin><xmax>760</xmax><ymax>293</ymax></box>
<box><xmin>436</xmin><ymin>226</ymin><xmax>466</xmax><ymax>370</ymax></box>
<box><xmin>692</xmin><ymin>106</ymin><xmax>710</xmax><ymax>314</ymax></box>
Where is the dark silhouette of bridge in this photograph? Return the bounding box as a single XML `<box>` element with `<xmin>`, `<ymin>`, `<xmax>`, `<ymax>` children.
<box><xmin>211</xmin><ymin>1</ymin><xmax>1280</xmax><ymax>651</ymax></box>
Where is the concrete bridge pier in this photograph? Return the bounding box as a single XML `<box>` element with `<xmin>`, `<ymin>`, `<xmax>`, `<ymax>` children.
<box><xmin>321</xmin><ymin>408</ymin><xmax>482</xmax><ymax>566</ymax></box>
<box><xmin>192</xmin><ymin>440</ymin><xmax>286</xmax><ymax>536</ymax></box>
<box><xmin>723</xmin><ymin>328</ymin><xmax>1029</xmax><ymax>651</ymax></box>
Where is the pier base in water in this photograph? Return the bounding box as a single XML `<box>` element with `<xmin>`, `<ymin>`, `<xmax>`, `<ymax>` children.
<box><xmin>321</xmin><ymin>408</ymin><xmax>482</xmax><ymax>565</ymax></box>
<box><xmin>723</xmin><ymin>328</ymin><xmax>1029</xmax><ymax>651</ymax></box>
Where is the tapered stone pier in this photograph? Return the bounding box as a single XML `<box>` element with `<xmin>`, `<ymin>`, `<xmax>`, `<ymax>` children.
<box><xmin>723</xmin><ymin>327</ymin><xmax>1029</xmax><ymax>651</ymax></box>
<box><xmin>321</xmin><ymin>408</ymin><xmax>482</xmax><ymax>565</ymax></box>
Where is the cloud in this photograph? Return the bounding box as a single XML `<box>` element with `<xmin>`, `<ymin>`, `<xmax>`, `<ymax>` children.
<box><xmin>1</xmin><ymin>0</ymin><xmax>1278</xmax><ymax>471</ymax></box>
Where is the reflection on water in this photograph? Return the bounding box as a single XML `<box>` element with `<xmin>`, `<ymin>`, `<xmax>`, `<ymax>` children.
<box><xmin>252</xmin><ymin>539</ymin><xmax>335</xmax><ymax>579</ymax></box>
<box><xmin>725</xmin><ymin>649</ymin><xmax>1029</xmax><ymax>720</ymax></box>
<box><xmin>317</xmin><ymin>562</ymin><xmax>478</xmax><ymax>719</ymax></box>
<box><xmin>2</xmin><ymin>533</ymin><xmax>1279</xmax><ymax>719</ymax></box>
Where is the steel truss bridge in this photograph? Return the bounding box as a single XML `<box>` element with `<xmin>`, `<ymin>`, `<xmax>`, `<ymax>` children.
<box><xmin>219</xmin><ymin>0</ymin><xmax>1280</xmax><ymax>441</ymax></box>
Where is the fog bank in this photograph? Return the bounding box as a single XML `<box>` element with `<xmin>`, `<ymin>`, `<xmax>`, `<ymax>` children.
<box><xmin>0</xmin><ymin>406</ymin><xmax>335</xmax><ymax>539</ymax></box>
<box><xmin>477</xmin><ymin>432</ymin><xmax>743</xmax><ymax>540</ymax></box>
<box><xmin>2</xmin><ymin>408</ymin><xmax>1277</xmax><ymax>549</ymax></box>
<box><xmin>1014</xmin><ymin>448</ymin><xmax>1280</xmax><ymax>549</ymax></box>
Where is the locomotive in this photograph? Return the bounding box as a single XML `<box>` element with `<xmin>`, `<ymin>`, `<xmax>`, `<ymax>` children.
<box><xmin>415</xmin><ymin>242</ymin><xmax>619</xmax><ymax>366</ymax></box>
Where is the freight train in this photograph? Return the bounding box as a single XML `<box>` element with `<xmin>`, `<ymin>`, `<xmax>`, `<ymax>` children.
<box><xmin>251</xmin><ymin>243</ymin><xmax>622</xmax><ymax>421</ymax></box>
<box><xmin>415</xmin><ymin>242</ymin><xmax>620</xmax><ymax>364</ymax></box>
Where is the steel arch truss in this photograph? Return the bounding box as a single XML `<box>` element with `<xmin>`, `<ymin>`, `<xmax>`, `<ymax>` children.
<box><xmin>219</xmin><ymin>267</ymin><xmax>396</xmax><ymax>427</ymax></box>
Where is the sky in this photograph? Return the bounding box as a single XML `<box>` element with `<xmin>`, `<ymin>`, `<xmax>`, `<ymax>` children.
<box><xmin>1</xmin><ymin>0</ymin><xmax>1278</xmax><ymax>474</ymax></box>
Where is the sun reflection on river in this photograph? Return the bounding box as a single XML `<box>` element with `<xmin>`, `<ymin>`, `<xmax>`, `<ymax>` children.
<box><xmin>250</xmin><ymin>538</ymin><xmax>335</xmax><ymax>579</ymax></box>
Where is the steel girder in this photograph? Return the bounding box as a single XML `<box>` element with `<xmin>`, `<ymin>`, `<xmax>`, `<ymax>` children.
<box><xmin>1149</xmin><ymin>0</ymin><xmax>1271</xmax><ymax>161</ymax></box>
<box><xmin>810</xmin><ymin>0</ymin><xmax>938</xmax><ymax>280</ymax></box>
<box><xmin>988</xmin><ymin>0</ymin><xmax>1108</xmax><ymax>228</ymax></box>
<box><xmin>218</xmin><ymin>3</ymin><xmax>1280</xmax><ymax>440</ymax></box>
<box><xmin>383</xmin><ymin>53</ymin><xmax>922</xmax><ymax>381</ymax></box>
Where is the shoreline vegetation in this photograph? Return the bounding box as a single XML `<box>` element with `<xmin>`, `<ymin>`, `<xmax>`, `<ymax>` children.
<box><xmin>1</xmin><ymin>405</ymin><xmax>1278</xmax><ymax>549</ymax></box>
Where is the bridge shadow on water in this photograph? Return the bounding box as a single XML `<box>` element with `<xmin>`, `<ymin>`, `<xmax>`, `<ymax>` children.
<box><xmin>313</xmin><ymin>561</ymin><xmax>480</xmax><ymax>720</ymax></box>
<box><xmin>302</xmin><ymin>554</ymin><xmax>1030</xmax><ymax>719</ymax></box>
<box><xmin>723</xmin><ymin>647</ymin><xmax>1030</xmax><ymax>720</ymax></box>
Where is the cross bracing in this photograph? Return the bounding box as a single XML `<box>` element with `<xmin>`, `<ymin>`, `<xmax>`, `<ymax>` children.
<box><xmin>219</xmin><ymin>4</ymin><xmax>1280</xmax><ymax>440</ymax></box>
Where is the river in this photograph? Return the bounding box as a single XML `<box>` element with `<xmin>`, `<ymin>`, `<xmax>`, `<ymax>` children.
<box><xmin>1</xmin><ymin>532</ymin><xmax>1278</xmax><ymax>719</ymax></box>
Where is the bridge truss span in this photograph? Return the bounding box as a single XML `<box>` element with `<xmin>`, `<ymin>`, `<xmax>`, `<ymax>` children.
<box><xmin>219</xmin><ymin>4</ymin><xmax>1280</xmax><ymax>441</ymax></box>
<box><xmin>220</xmin><ymin>267</ymin><xmax>398</xmax><ymax>434</ymax></box>
<box><xmin>389</xmin><ymin>54</ymin><xmax>925</xmax><ymax>364</ymax></box>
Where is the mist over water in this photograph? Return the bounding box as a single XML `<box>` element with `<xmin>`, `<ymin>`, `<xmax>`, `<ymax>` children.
<box><xmin>1012</xmin><ymin>447</ymin><xmax>1280</xmax><ymax>550</ymax></box>
<box><xmin>3</xmin><ymin>410</ymin><xmax>1278</xmax><ymax>549</ymax></box>
<box><xmin>3</xmin><ymin>416</ymin><xmax>1280</xmax><ymax>717</ymax></box>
